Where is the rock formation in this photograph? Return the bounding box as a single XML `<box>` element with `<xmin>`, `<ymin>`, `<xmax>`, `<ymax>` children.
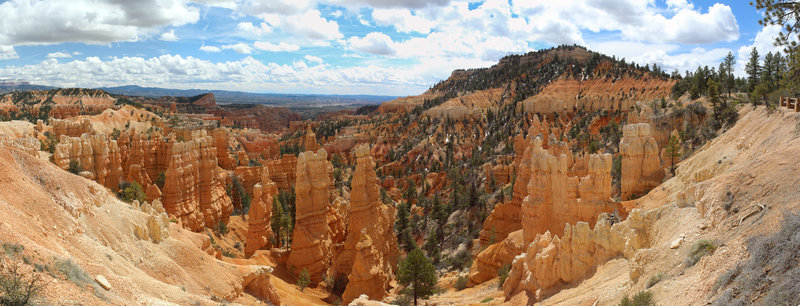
<box><xmin>477</xmin><ymin>119</ymin><xmax>546</xmax><ymax>247</ymax></box>
<box><xmin>338</xmin><ymin>144</ymin><xmax>399</xmax><ymax>304</ymax></box>
<box><xmin>522</xmin><ymin>137</ymin><xmax>615</xmax><ymax>244</ymax></box>
<box><xmin>620</xmin><ymin>123</ymin><xmax>664</xmax><ymax>200</ymax></box>
<box><xmin>161</xmin><ymin>130</ymin><xmax>233</xmax><ymax>231</ymax></box>
<box><xmin>503</xmin><ymin>208</ymin><xmax>664</xmax><ymax>302</ymax></box>
<box><xmin>265</xmin><ymin>154</ymin><xmax>297</xmax><ymax>191</ymax></box>
<box><xmin>212</xmin><ymin>128</ymin><xmax>236</xmax><ymax>170</ymax></box>
<box><xmin>468</xmin><ymin>230</ymin><xmax>525</xmax><ymax>286</ymax></box>
<box><xmin>245</xmin><ymin>170</ymin><xmax>278</xmax><ymax>257</ymax></box>
<box><xmin>132</xmin><ymin>199</ymin><xmax>171</xmax><ymax>243</ymax></box>
<box><xmin>471</xmin><ymin>126</ymin><xmax>617</xmax><ymax>287</ymax></box>
<box><xmin>303</xmin><ymin>125</ymin><xmax>321</xmax><ymax>152</ymax></box>
<box><xmin>0</xmin><ymin>136</ymin><xmax>40</xmax><ymax>157</ymax></box>
<box><xmin>53</xmin><ymin>118</ymin><xmax>93</xmax><ymax>138</ymax></box>
<box><xmin>287</xmin><ymin>149</ymin><xmax>335</xmax><ymax>283</ymax></box>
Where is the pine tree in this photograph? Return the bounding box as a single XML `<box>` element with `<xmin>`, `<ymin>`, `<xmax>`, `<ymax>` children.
<box><xmin>665</xmin><ymin>134</ymin><xmax>681</xmax><ymax>175</ymax></box>
<box><xmin>397</xmin><ymin>248</ymin><xmax>438</xmax><ymax>306</ymax></box>
<box><xmin>722</xmin><ymin>52</ymin><xmax>736</xmax><ymax>97</ymax></box>
<box><xmin>745</xmin><ymin>47</ymin><xmax>761</xmax><ymax>92</ymax></box>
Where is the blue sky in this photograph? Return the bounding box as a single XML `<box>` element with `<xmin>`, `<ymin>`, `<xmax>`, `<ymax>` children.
<box><xmin>0</xmin><ymin>0</ymin><xmax>791</xmax><ymax>96</ymax></box>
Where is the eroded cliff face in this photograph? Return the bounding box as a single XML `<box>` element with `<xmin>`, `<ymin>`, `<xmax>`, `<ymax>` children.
<box><xmin>478</xmin><ymin>117</ymin><xmax>551</xmax><ymax>247</ymax></box>
<box><xmin>620</xmin><ymin>123</ymin><xmax>664</xmax><ymax>200</ymax></box>
<box><xmin>470</xmin><ymin>121</ymin><xmax>618</xmax><ymax>287</ymax></box>
<box><xmin>265</xmin><ymin>154</ymin><xmax>298</xmax><ymax>191</ymax></box>
<box><xmin>522</xmin><ymin>77</ymin><xmax>674</xmax><ymax>115</ymax></box>
<box><xmin>339</xmin><ymin>144</ymin><xmax>399</xmax><ymax>304</ymax></box>
<box><xmin>503</xmin><ymin>207</ymin><xmax>665</xmax><ymax>302</ymax></box>
<box><xmin>287</xmin><ymin>149</ymin><xmax>335</xmax><ymax>283</ymax></box>
<box><xmin>53</xmin><ymin>118</ymin><xmax>94</xmax><ymax>138</ymax></box>
<box><xmin>245</xmin><ymin>170</ymin><xmax>278</xmax><ymax>257</ymax></box>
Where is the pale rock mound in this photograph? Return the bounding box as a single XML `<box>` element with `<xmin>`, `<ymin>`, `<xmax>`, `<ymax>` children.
<box><xmin>620</xmin><ymin>123</ymin><xmax>664</xmax><ymax>200</ymax></box>
<box><xmin>503</xmin><ymin>207</ymin><xmax>665</xmax><ymax>302</ymax></box>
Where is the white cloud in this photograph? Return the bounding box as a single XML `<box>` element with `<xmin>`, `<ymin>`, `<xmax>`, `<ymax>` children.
<box><xmin>72</xmin><ymin>51</ymin><xmax>82</xmax><ymax>56</ymax></box>
<box><xmin>0</xmin><ymin>54</ymin><xmax>431</xmax><ymax>95</ymax></box>
<box><xmin>735</xmin><ymin>24</ymin><xmax>795</xmax><ymax>76</ymax></box>
<box><xmin>0</xmin><ymin>0</ymin><xmax>200</xmax><ymax>46</ymax></box>
<box><xmin>254</xmin><ymin>41</ymin><xmax>300</xmax><ymax>52</ymax></box>
<box><xmin>371</xmin><ymin>9</ymin><xmax>433</xmax><ymax>34</ymax></box>
<box><xmin>511</xmin><ymin>0</ymin><xmax>739</xmax><ymax>45</ymax></box>
<box><xmin>304</xmin><ymin>55</ymin><xmax>324</xmax><ymax>64</ymax></box>
<box><xmin>46</xmin><ymin>52</ymin><xmax>72</xmax><ymax>58</ymax></box>
<box><xmin>237</xmin><ymin>22</ymin><xmax>272</xmax><ymax>36</ymax></box>
<box><xmin>347</xmin><ymin>32</ymin><xmax>397</xmax><ymax>55</ymax></box>
<box><xmin>222</xmin><ymin>43</ymin><xmax>253</xmax><ymax>54</ymax></box>
<box><xmin>590</xmin><ymin>40</ymin><xmax>731</xmax><ymax>74</ymax></box>
<box><xmin>159</xmin><ymin>29</ymin><xmax>179</xmax><ymax>41</ymax></box>
<box><xmin>199</xmin><ymin>45</ymin><xmax>221</xmax><ymax>52</ymax></box>
<box><xmin>262</xmin><ymin>9</ymin><xmax>343</xmax><ymax>41</ymax></box>
<box><xmin>0</xmin><ymin>46</ymin><xmax>18</xmax><ymax>60</ymax></box>
<box><xmin>333</xmin><ymin>0</ymin><xmax>452</xmax><ymax>9</ymax></box>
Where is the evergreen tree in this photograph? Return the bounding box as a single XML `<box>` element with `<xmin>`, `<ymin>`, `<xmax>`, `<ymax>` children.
<box><xmin>745</xmin><ymin>47</ymin><xmax>761</xmax><ymax>92</ymax></box>
<box><xmin>665</xmin><ymin>134</ymin><xmax>681</xmax><ymax>175</ymax></box>
<box><xmin>722</xmin><ymin>52</ymin><xmax>736</xmax><ymax>96</ymax></box>
<box><xmin>397</xmin><ymin>248</ymin><xmax>438</xmax><ymax>306</ymax></box>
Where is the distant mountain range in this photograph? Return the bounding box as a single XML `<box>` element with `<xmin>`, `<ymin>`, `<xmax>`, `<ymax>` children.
<box><xmin>0</xmin><ymin>84</ymin><xmax>397</xmax><ymax>107</ymax></box>
<box><xmin>98</xmin><ymin>85</ymin><xmax>396</xmax><ymax>107</ymax></box>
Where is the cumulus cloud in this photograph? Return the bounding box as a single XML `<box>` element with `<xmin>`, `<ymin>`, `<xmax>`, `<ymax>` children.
<box><xmin>0</xmin><ymin>0</ymin><xmax>199</xmax><ymax>46</ymax></box>
<box><xmin>261</xmin><ymin>9</ymin><xmax>343</xmax><ymax>41</ymax></box>
<box><xmin>254</xmin><ymin>41</ymin><xmax>300</xmax><ymax>52</ymax></box>
<box><xmin>222</xmin><ymin>43</ymin><xmax>253</xmax><ymax>54</ymax></box>
<box><xmin>512</xmin><ymin>0</ymin><xmax>739</xmax><ymax>45</ymax></box>
<box><xmin>371</xmin><ymin>9</ymin><xmax>433</xmax><ymax>34</ymax></box>
<box><xmin>46</xmin><ymin>52</ymin><xmax>72</xmax><ymax>58</ymax></box>
<box><xmin>0</xmin><ymin>46</ymin><xmax>18</xmax><ymax>60</ymax></box>
<box><xmin>333</xmin><ymin>0</ymin><xmax>452</xmax><ymax>9</ymax></box>
<box><xmin>159</xmin><ymin>30</ymin><xmax>179</xmax><ymax>42</ymax></box>
<box><xmin>199</xmin><ymin>45</ymin><xmax>221</xmax><ymax>52</ymax></box>
<box><xmin>304</xmin><ymin>55</ymin><xmax>324</xmax><ymax>64</ymax></box>
<box><xmin>347</xmin><ymin>32</ymin><xmax>397</xmax><ymax>55</ymax></box>
<box><xmin>237</xmin><ymin>22</ymin><xmax>272</xmax><ymax>37</ymax></box>
<box><xmin>0</xmin><ymin>54</ymin><xmax>430</xmax><ymax>95</ymax></box>
<box><xmin>735</xmin><ymin>24</ymin><xmax>795</xmax><ymax>76</ymax></box>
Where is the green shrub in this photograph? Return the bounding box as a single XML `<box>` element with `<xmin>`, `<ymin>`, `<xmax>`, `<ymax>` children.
<box><xmin>618</xmin><ymin>290</ymin><xmax>655</xmax><ymax>306</ymax></box>
<box><xmin>67</xmin><ymin>160</ymin><xmax>82</xmax><ymax>175</ymax></box>
<box><xmin>0</xmin><ymin>256</ymin><xmax>42</xmax><ymax>306</ymax></box>
<box><xmin>481</xmin><ymin>297</ymin><xmax>494</xmax><ymax>303</ymax></box>
<box><xmin>297</xmin><ymin>268</ymin><xmax>310</xmax><ymax>292</ymax></box>
<box><xmin>55</xmin><ymin>258</ymin><xmax>91</xmax><ymax>287</ymax></box>
<box><xmin>454</xmin><ymin>275</ymin><xmax>468</xmax><ymax>291</ymax></box>
<box><xmin>117</xmin><ymin>181</ymin><xmax>145</xmax><ymax>204</ymax></box>
<box><xmin>686</xmin><ymin>239</ymin><xmax>717</xmax><ymax>267</ymax></box>
<box><xmin>214</xmin><ymin>221</ymin><xmax>229</xmax><ymax>235</ymax></box>
<box><xmin>497</xmin><ymin>263</ymin><xmax>511</xmax><ymax>289</ymax></box>
<box><xmin>646</xmin><ymin>272</ymin><xmax>664</xmax><ymax>288</ymax></box>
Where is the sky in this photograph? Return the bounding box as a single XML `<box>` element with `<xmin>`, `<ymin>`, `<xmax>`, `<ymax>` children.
<box><xmin>0</xmin><ymin>0</ymin><xmax>791</xmax><ymax>96</ymax></box>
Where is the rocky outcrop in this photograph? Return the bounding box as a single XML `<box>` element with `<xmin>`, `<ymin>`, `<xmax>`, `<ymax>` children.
<box><xmin>522</xmin><ymin>137</ymin><xmax>615</xmax><ymax>244</ymax></box>
<box><xmin>287</xmin><ymin>149</ymin><xmax>334</xmax><ymax>283</ymax></box>
<box><xmin>212</xmin><ymin>128</ymin><xmax>235</xmax><ymax>170</ymax></box>
<box><xmin>478</xmin><ymin>116</ymin><xmax>551</xmax><ymax>247</ymax></box>
<box><xmin>52</xmin><ymin>118</ymin><xmax>94</xmax><ymax>138</ymax></box>
<box><xmin>303</xmin><ymin>124</ymin><xmax>321</xmax><ymax>152</ymax></box>
<box><xmin>503</xmin><ymin>208</ymin><xmax>664</xmax><ymax>302</ymax></box>
<box><xmin>468</xmin><ymin>230</ymin><xmax>525</xmax><ymax>286</ymax></box>
<box><xmin>0</xmin><ymin>136</ymin><xmax>39</xmax><ymax>157</ymax></box>
<box><xmin>245</xmin><ymin>170</ymin><xmax>278</xmax><ymax>257</ymax></box>
<box><xmin>265</xmin><ymin>154</ymin><xmax>297</xmax><ymax>191</ymax></box>
<box><xmin>162</xmin><ymin>130</ymin><xmax>233</xmax><ymax>231</ymax></box>
<box><xmin>132</xmin><ymin>199</ymin><xmax>171</xmax><ymax>243</ymax></box>
<box><xmin>339</xmin><ymin>144</ymin><xmax>399</xmax><ymax>304</ymax></box>
<box><xmin>620</xmin><ymin>123</ymin><xmax>664</xmax><ymax>200</ymax></box>
<box><xmin>242</xmin><ymin>266</ymin><xmax>281</xmax><ymax>306</ymax></box>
